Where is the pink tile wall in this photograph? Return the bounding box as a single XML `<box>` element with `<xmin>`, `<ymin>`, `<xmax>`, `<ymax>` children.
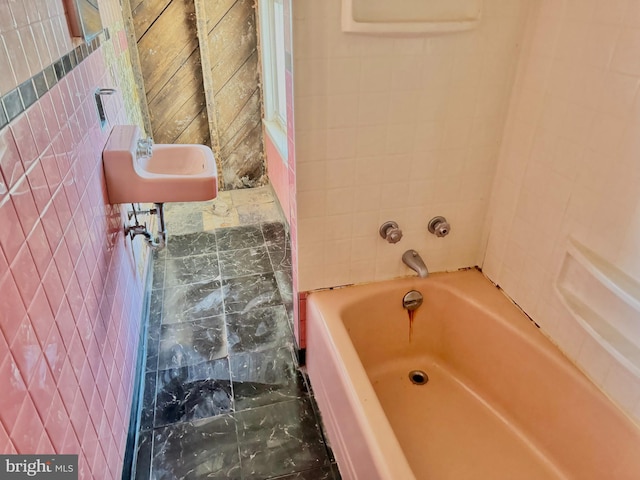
<box><xmin>265</xmin><ymin>134</ymin><xmax>290</xmax><ymax>225</ymax></box>
<box><xmin>0</xmin><ymin>0</ymin><xmax>73</xmax><ymax>96</ymax></box>
<box><xmin>0</xmin><ymin>37</ymin><xmax>145</xmax><ymax>480</ymax></box>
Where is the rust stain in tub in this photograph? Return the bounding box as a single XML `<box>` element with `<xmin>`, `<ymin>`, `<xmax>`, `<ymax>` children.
<box><xmin>408</xmin><ymin>309</ymin><xmax>415</xmax><ymax>342</ymax></box>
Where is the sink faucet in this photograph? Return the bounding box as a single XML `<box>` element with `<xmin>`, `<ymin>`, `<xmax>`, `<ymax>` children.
<box><xmin>402</xmin><ymin>250</ymin><xmax>428</xmax><ymax>278</ymax></box>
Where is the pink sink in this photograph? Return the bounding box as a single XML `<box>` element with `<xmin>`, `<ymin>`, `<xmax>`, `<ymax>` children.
<box><xmin>102</xmin><ymin>125</ymin><xmax>218</xmax><ymax>204</ymax></box>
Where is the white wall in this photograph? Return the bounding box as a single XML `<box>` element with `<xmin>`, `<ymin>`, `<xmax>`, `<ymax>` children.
<box><xmin>293</xmin><ymin>0</ymin><xmax>530</xmax><ymax>291</ymax></box>
<box><xmin>483</xmin><ymin>0</ymin><xmax>640</xmax><ymax>420</ymax></box>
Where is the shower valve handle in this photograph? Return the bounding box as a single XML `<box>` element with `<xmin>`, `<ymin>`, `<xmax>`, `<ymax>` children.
<box><xmin>379</xmin><ymin>221</ymin><xmax>403</xmax><ymax>244</ymax></box>
<box><xmin>137</xmin><ymin>137</ymin><xmax>153</xmax><ymax>158</ymax></box>
<box><xmin>428</xmin><ymin>216</ymin><xmax>451</xmax><ymax>238</ymax></box>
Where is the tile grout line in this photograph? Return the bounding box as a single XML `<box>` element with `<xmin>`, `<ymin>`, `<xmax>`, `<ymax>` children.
<box><xmin>213</xmin><ymin>225</ymin><xmax>237</xmax><ymax>423</ymax></box>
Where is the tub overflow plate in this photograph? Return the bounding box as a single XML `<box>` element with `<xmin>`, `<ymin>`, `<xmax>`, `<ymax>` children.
<box><xmin>403</xmin><ymin>290</ymin><xmax>423</xmax><ymax>311</ymax></box>
<box><xmin>409</xmin><ymin>370</ymin><xmax>429</xmax><ymax>385</ymax></box>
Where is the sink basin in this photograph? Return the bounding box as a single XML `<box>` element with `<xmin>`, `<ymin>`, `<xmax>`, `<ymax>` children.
<box><xmin>102</xmin><ymin>125</ymin><xmax>218</xmax><ymax>204</ymax></box>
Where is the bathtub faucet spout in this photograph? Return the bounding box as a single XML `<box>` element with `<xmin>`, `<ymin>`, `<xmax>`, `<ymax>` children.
<box><xmin>402</xmin><ymin>250</ymin><xmax>429</xmax><ymax>278</ymax></box>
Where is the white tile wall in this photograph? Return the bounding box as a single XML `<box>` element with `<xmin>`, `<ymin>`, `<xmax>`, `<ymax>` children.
<box><xmin>293</xmin><ymin>0</ymin><xmax>530</xmax><ymax>291</ymax></box>
<box><xmin>484</xmin><ymin>0</ymin><xmax>640</xmax><ymax>422</ymax></box>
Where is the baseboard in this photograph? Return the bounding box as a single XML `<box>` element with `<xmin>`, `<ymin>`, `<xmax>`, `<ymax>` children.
<box><xmin>121</xmin><ymin>254</ymin><xmax>153</xmax><ymax>480</ymax></box>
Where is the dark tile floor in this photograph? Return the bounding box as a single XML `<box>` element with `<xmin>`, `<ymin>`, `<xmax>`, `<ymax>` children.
<box><xmin>133</xmin><ymin>222</ymin><xmax>341</xmax><ymax>480</ymax></box>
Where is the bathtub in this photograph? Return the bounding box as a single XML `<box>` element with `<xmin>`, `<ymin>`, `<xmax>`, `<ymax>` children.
<box><xmin>306</xmin><ymin>269</ymin><xmax>640</xmax><ymax>480</ymax></box>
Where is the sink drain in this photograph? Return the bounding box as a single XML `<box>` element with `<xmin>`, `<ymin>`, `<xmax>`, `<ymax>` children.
<box><xmin>409</xmin><ymin>370</ymin><xmax>429</xmax><ymax>385</ymax></box>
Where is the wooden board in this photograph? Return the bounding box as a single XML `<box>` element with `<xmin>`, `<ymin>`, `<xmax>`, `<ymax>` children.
<box><xmin>131</xmin><ymin>0</ymin><xmax>171</xmax><ymax>42</ymax></box>
<box><xmin>203</xmin><ymin>0</ymin><xmax>236</xmax><ymax>31</ymax></box>
<box><xmin>133</xmin><ymin>0</ymin><xmax>210</xmax><ymax>146</ymax></box>
<box><xmin>203</xmin><ymin>0</ymin><xmax>265</xmax><ymax>188</ymax></box>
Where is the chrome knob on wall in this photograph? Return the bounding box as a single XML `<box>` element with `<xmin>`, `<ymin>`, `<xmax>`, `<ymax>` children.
<box><xmin>137</xmin><ymin>137</ymin><xmax>153</xmax><ymax>158</ymax></box>
<box><xmin>379</xmin><ymin>221</ymin><xmax>403</xmax><ymax>244</ymax></box>
<box><xmin>428</xmin><ymin>216</ymin><xmax>451</xmax><ymax>237</ymax></box>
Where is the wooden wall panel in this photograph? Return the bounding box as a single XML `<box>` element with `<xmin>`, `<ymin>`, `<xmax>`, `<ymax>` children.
<box><xmin>221</xmin><ymin>89</ymin><xmax>262</xmax><ymax>149</ymax></box>
<box><xmin>203</xmin><ymin>0</ymin><xmax>265</xmax><ymax>189</ymax></box>
<box><xmin>216</xmin><ymin>51</ymin><xmax>259</xmax><ymax>128</ymax></box>
<box><xmin>128</xmin><ymin>0</ymin><xmax>265</xmax><ymax>189</ymax></box>
<box><xmin>175</xmin><ymin>110</ymin><xmax>210</xmax><ymax>145</ymax></box>
<box><xmin>131</xmin><ymin>0</ymin><xmax>171</xmax><ymax>41</ymax></box>
<box><xmin>209</xmin><ymin>0</ymin><xmax>257</xmax><ymax>92</ymax></box>
<box><xmin>203</xmin><ymin>0</ymin><xmax>237</xmax><ymax>30</ymax></box>
<box><xmin>132</xmin><ymin>0</ymin><xmax>210</xmax><ymax>146</ymax></box>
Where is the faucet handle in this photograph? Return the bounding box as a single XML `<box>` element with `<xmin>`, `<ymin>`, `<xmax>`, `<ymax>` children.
<box><xmin>137</xmin><ymin>136</ymin><xmax>153</xmax><ymax>158</ymax></box>
<box><xmin>428</xmin><ymin>216</ymin><xmax>450</xmax><ymax>237</ymax></box>
<box><xmin>379</xmin><ymin>221</ymin><xmax>403</xmax><ymax>244</ymax></box>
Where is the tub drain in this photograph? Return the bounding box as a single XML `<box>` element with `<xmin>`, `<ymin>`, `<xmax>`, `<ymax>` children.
<box><xmin>409</xmin><ymin>370</ymin><xmax>429</xmax><ymax>385</ymax></box>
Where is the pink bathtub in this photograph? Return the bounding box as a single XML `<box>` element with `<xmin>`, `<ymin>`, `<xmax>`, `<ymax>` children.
<box><xmin>306</xmin><ymin>269</ymin><xmax>640</xmax><ymax>479</ymax></box>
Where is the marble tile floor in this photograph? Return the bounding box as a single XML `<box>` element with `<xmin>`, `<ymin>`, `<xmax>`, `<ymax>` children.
<box><xmin>132</xmin><ymin>220</ymin><xmax>341</xmax><ymax>479</ymax></box>
<box><xmin>163</xmin><ymin>186</ymin><xmax>284</xmax><ymax>234</ymax></box>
